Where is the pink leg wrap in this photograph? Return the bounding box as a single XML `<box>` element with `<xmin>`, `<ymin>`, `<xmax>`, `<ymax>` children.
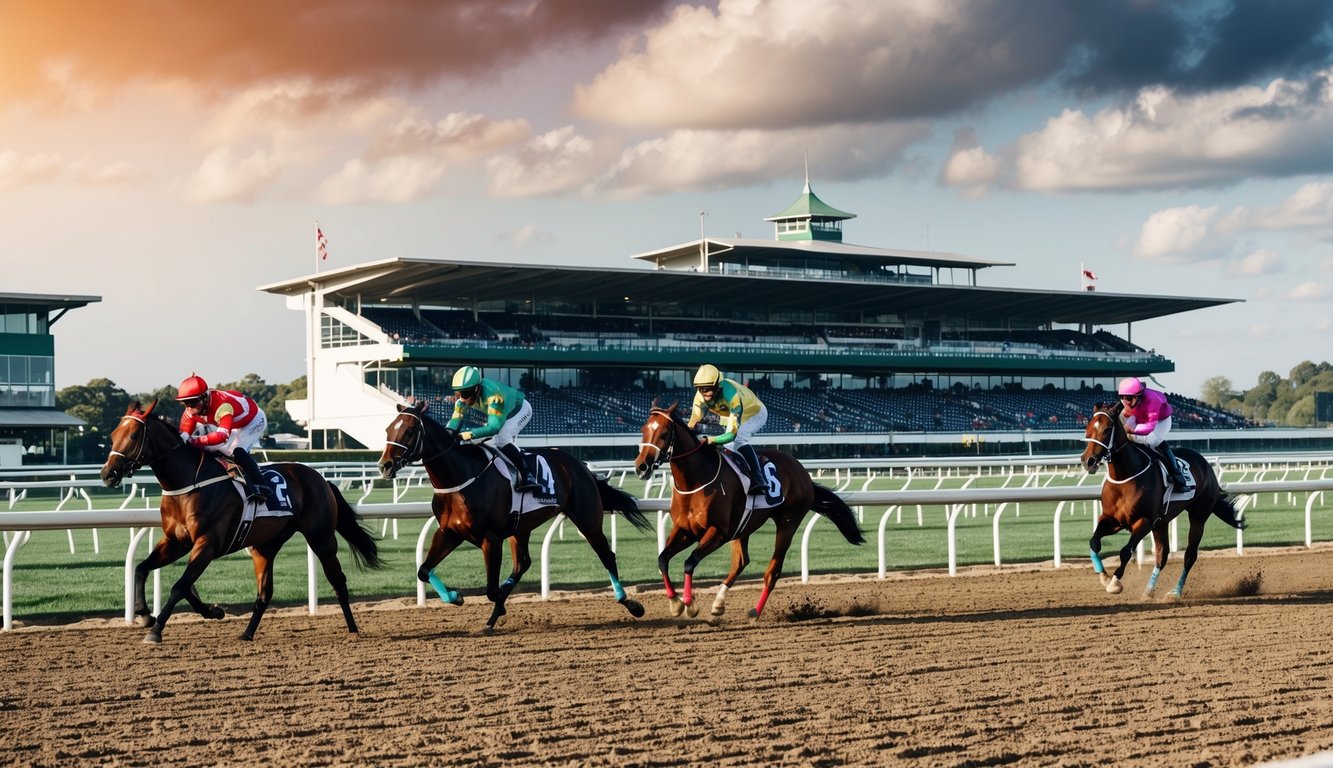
<box><xmin>754</xmin><ymin>585</ymin><xmax>772</xmax><ymax>616</ymax></box>
<box><xmin>662</xmin><ymin>574</ymin><xmax>676</xmax><ymax>599</ymax></box>
<box><xmin>683</xmin><ymin>573</ymin><xmax>693</xmax><ymax>604</ymax></box>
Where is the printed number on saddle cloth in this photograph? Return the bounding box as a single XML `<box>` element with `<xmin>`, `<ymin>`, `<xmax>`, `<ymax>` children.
<box><xmin>758</xmin><ymin>460</ymin><xmax>782</xmax><ymax>501</ymax></box>
<box><xmin>261</xmin><ymin>469</ymin><xmax>292</xmax><ymax>508</ymax></box>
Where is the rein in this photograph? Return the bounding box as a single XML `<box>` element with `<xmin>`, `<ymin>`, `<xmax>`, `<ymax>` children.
<box><xmin>389</xmin><ymin>410</ymin><xmax>496</xmax><ymax>493</ymax></box>
<box><xmin>109</xmin><ymin>413</ymin><xmax>187</xmax><ymax>480</ymax></box>
<box><xmin>642</xmin><ymin>411</ymin><xmax>724</xmax><ymax>495</ymax></box>
<box><xmin>1084</xmin><ymin>411</ymin><xmax>1152</xmax><ymax>483</ymax></box>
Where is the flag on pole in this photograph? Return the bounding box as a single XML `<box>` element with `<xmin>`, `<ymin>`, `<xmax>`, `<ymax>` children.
<box><xmin>1082</xmin><ymin>268</ymin><xmax>1097</xmax><ymax>280</ymax></box>
<box><xmin>1080</xmin><ymin>264</ymin><xmax>1098</xmax><ymax>291</ymax></box>
<box><xmin>317</xmin><ymin>226</ymin><xmax>329</xmax><ymax>261</ymax></box>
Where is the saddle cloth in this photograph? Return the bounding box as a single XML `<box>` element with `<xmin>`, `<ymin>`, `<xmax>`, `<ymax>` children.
<box><xmin>1158</xmin><ymin>455</ymin><xmax>1197</xmax><ymax>506</ymax></box>
<box><xmin>221</xmin><ymin>468</ymin><xmax>294</xmax><ymax>554</ymax></box>
<box><xmin>479</xmin><ymin>446</ymin><xmax>560</xmax><ymax>516</ymax></box>
<box><xmin>719</xmin><ymin>450</ymin><xmax>784</xmax><ymax>509</ymax></box>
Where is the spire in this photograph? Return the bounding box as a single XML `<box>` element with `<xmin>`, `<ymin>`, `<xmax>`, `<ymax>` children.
<box><xmin>764</xmin><ymin>159</ymin><xmax>856</xmax><ymax>242</ymax></box>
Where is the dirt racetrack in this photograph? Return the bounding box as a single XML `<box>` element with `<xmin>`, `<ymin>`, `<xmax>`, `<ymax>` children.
<box><xmin>3</xmin><ymin>546</ymin><xmax>1332</xmax><ymax>767</ymax></box>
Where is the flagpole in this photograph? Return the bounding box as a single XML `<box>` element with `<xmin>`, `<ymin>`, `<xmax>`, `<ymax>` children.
<box><xmin>315</xmin><ymin>220</ymin><xmax>321</xmax><ymax>274</ymax></box>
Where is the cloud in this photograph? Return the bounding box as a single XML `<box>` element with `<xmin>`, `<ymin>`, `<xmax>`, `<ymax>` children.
<box><xmin>0</xmin><ymin>0</ymin><xmax>673</xmax><ymax>104</ymax></box>
<box><xmin>187</xmin><ymin>146</ymin><xmax>281</xmax><ymax>202</ymax></box>
<box><xmin>1227</xmin><ymin>249</ymin><xmax>1283</xmax><ymax>277</ymax></box>
<box><xmin>1132</xmin><ymin>205</ymin><xmax>1226</xmax><ymax>262</ymax></box>
<box><xmin>367</xmin><ymin>111</ymin><xmax>530</xmax><ymax>162</ymax></box>
<box><xmin>594</xmin><ymin>122</ymin><xmax>930</xmax><ymax>198</ymax></box>
<box><xmin>0</xmin><ymin>150</ymin><xmax>68</xmax><ymax>191</ymax></box>
<box><xmin>485</xmin><ymin>126</ymin><xmax>606</xmax><ymax>198</ymax></box>
<box><xmin>1244</xmin><ymin>181</ymin><xmax>1333</xmax><ymax>234</ymax></box>
<box><xmin>1005</xmin><ymin>73</ymin><xmax>1333</xmax><ymax>192</ymax></box>
<box><xmin>939</xmin><ymin>129</ymin><xmax>1000</xmax><ymax>198</ymax></box>
<box><xmin>1285</xmin><ymin>281</ymin><xmax>1329</xmax><ymax>301</ymax></box>
<box><xmin>317</xmin><ymin>156</ymin><xmax>448</xmax><ymax>204</ymax></box>
<box><xmin>76</xmin><ymin>160</ymin><xmax>143</xmax><ymax>186</ymax></box>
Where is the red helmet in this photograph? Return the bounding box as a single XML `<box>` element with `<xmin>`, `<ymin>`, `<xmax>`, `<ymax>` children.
<box><xmin>1117</xmin><ymin>377</ymin><xmax>1144</xmax><ymax>397</ymax></box>
<box><xmin>176</xmin><ymin>374</ymin><xmax>208</xmax><ymax>402</ymax></box>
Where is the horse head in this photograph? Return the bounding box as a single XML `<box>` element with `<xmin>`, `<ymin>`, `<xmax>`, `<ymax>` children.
<box><xmin>1080</xmin><ymin>402</ymin><xmax>1125</xmax><ymax>474</ymax></box>
<box><xmin>101</xmin><ymin>400</ymin><xmax>173</xmax><ymax>487</ymax></box>
<box><xmin>379</xmin><ymin>401</ymin><xmax>461</xmax><ymax>479</ymax></box>
<box><xmin>635</xmin><ymin>401</ymin><xmax>685</xmax><ymax>480</ymax></box>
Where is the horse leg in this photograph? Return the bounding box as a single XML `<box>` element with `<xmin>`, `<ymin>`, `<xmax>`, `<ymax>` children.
<box><xmin>574</xmin><ymin>520</ymin><xmax>645</xmax><ymax>618</ymax></box>
<box><xmin>240</xmin><ymin>539</ymin><xmax>283</xmax><ymax>641</ymax></box>
<box><xmin>1088</xmin><ymin>514</ymin><xmax>1121</xmax><ymax>588</ymax></box>
<box><xmin>712</xmin><ymin>538</ymin><xmax>752</xmax><ymax>617</ymax></box>
<box><xmin>144</xmin><ymin>540</ymin><xmax>220</xmax><ymax>644</ymax></box>
<box><xmin>418</xmin><ymin>527</ymin><xmax>466</xmax><ymax>606</ymax></box>
<box><xmin>658</xmin><ymin>526</ymin><xmax>698</xmax><ymax>617</ymax></box>
<box><xmin>133</xmin><ymin>535</ymin><xmax>191</xmax><ymax>627</ymax></box>
<box><xmin>1170</xmin><ymin>506</ymin><xmax>1211</xmax><ymax>600</ymax></box>
<box><xmin>303</xmin><ymin>525</ymin><xmax>361</xmax><ymax>635</ymax></box>
<box><xmin>680</xmin><ymin>526</ymin><xmax>729</xmax><ymax>619</ymax></box>
<box><xmin>750</xmin><ymin>524</ymin><xmax>798</xmax><ymax>619</ymax></box>
<box><xmin>1144</xmin><ymin>524</ymin><xmax>1170</xmax><ymax>598</ymax></box>
<box><xmin>482</xmin><ymin>536</ymin><xmax>507</xmax><ymax>633</ymax></box>
<box><xmin>1107</xmin><ymin>519</ymin><xmax>1153</xmax><ymax>595</ymax></box>
<box><xmin>496</xmin><ymin>534</ymin><xmax>532</xmax><ymax>603</ymax></box>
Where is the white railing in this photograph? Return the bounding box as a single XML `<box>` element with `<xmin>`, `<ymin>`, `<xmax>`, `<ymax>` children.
<box><xmin>3</xmin><ymin>476</ymin><xmax>1330</xmax><ymax>631</ymax></box>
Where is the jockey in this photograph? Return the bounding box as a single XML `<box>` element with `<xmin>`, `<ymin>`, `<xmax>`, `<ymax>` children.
<box><xmin>686</xmin><ymin>364</ymin><xmax>769</xmax><ymax>494</ymax></box>
<box><xmin>446</xmin><ymin>365</ymin><xmax>539</xmax><ymax>492</ymax></box>
<box><xmin>1117</xmin><ymin>376</ymin><xmax>1189</xmax><ymax>491</ymax></box>
<box><xmin>175</xmin><ymin>374</ymin><xmax>270</xmax><ymax>502</ymax></box>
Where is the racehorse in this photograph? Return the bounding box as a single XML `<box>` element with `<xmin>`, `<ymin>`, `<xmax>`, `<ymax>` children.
<box><xmin>377</xmin><ymin>401</ymin><xmax>652</xmax><ymax>631</ymax></box>
<box><xmin>100</xmin><ymin>401</ymin><xmax>383</xmax><ymax>644</ymax></box>
<box><xmin>634</xmin><ymin>403</ymin><xmax>864</xmax><ymax>619</ymax></box>
<box><xmin>1080</xmin><ymin>401</ymin><xmax>1245</xmax><ymax>598</ymax></box>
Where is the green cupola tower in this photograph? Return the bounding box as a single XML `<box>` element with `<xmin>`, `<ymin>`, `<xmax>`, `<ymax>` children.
<box><xmin>763</xmin><ymin>166</ymin><xmax>856</xmax><ymax>242</ymax></box>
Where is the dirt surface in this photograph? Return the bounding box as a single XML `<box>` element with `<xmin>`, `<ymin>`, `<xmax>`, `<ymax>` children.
<box><xmin>3</xmin><ymin>547</ymin><xmax>1332</xmax><ymax>767</ymax></box>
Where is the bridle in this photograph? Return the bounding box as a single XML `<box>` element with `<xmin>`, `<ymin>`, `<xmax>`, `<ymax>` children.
<box><xmin>382</xmin><ymin>410</ymin><xmax>462</xmax><ymax>476</ymax></box>
<box><xmin>107</xmin><ymin>413</ymin><xmax>183</xmax><ymax>478</ymax></box>
<box><xmin>638</xmin><ymin>410</ymin><xmax>720</xmax><ymax>494</ymax></box>
<box><xmin>1082</xmin><ymin>410</ymin><xmax>1151</xmax><ymax>483</ymax></box>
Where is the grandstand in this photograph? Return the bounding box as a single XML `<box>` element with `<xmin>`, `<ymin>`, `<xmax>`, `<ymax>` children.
<box><xmin>260</xmin><ymin>180</ymin><xmax>1261</xmax><ymax>458</ymax></box>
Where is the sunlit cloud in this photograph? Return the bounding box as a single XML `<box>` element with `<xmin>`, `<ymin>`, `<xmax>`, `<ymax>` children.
<box><xmin>317</xmin><ymin>156</ymin><xmax>448</xmax><ymax>204</ymax></box>
<box><xmin>1227</xmin><ymin>249</ymin><xmax>1283</xmax><ymax>277</ymax></box>
<box><xmin>0</xmin><ymin>150</ymin><xmax>68</xmax><ymax>191</ymax></box>
<box><xmin>485</xmin><ymin>126</ymin><xmax>604</xmax><ymax>198</ymax></box>
<box><xmin>187</xmin><ymin>146</ymin><xmax>281</xmax><ymax>202</ymax></box>
<box><xmin>1132</xmin><ymin>205</ymin><xmax>1226</xmax><ymax>262</ymax></box>
<box><xmin>940</xmin><ymin>129</ymin><xmax>1000</xmax><ymax>198</ymax></box>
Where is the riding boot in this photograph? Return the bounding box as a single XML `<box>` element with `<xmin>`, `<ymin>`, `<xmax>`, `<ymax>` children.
<box><xmin>1159</xmin><ymin>442</ymin><xmax>1189</xmax><ymax>491</ymax></box>
<box><xmin>738</xmin><ymin>443</ymin><xmax>766</xmax><ymax>495</ymax></box>
<box><xmin>500</xmin><ymin>443</ymin><xmax>540</xmax><ymax>492</ymax></box>
<box><xmin>231</xmin><ymin>447</ymin><xmax>271</xmax><ymax>502</ymax></box>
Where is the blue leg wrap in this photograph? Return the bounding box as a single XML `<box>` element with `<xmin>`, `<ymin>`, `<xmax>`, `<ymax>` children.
<box><xmin>1089</xmin><ymin>548</ymin><xmax>1105</xmax><ymax>574</ymax></box>
<box><xmin>1146</xmin><ymin>567</ymin><xmax>1161</xmax><ymax>591</ymax></box>
<box><xmin>428</xmin><ymin>572</ymin><xmax>460</xmax><ymax>605</ymax></box>
<box><xmin>502</xmin><ymin>576</ymin><xmax>517</xmax><ymax>591</ymax></box>
<box><xmin>609</xmin><ymin>573</ymin><xmax>627</xmax><ymax>601</ymax></box>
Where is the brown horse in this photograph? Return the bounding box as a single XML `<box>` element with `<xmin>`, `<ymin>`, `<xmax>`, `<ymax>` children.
<box><xmin>633</xmin><ymin>403</ymin><xmax>864</xmax><ymax>619</ymax></box>
<box><xmin>1080</xmin><ymin>402</ymin><xmax>1245</xmax><ymax>598</ymax></box>
<box><xmin>377</xmin><ymin>401</ymin><xmax>652</xmax><ymax>631</ymax></box>
<box><xmin>100</xmin><ymin>401</ymin><xmax>383</xmax><ymax>643</ymax></box>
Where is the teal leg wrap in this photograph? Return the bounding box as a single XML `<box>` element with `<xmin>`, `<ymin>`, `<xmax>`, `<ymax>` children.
<box><xmin>428</xmin><ymin>572</ymin><xmax>460</xmax><ymax>605</ymax></box>
<box><xmin>1090</xmin><ymin>549</ymin><xmax>1105</xmax><ymax>574</ymax></box>
<box><xmin>1146</xmin><ymin>567</ymin><xmax>1161</xmax><ymax>591</ymax></box>
<box><xmin>501</xmin><ymin>576</ymin><xmax>517</xmax><ymax>591</ymax></box>
<box><xmin>609</xmin><ymin>573</ymin><xmax>627</xmax><ymax>601</ymax></box>
<box><xmin>1170</xmin><ymin>566</ymin><xmax>1191</xmax><ymax>598</ymax></box>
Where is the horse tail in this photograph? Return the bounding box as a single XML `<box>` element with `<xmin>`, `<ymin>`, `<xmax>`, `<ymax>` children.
<box><xmin>328</xmin><ymin>481</ymin><xmax>386</xmax><ymax>570</ymax></box>
<box><xmin>1210</xmin><ymin>491</ymin><xmax>1247</xmax><ymax>530</ymax></box>
<box><xmin>597</xmin><ymin>477</ymin><xmax>652</xmax><ymax>533</ymax></box>
<box><xmin>811</xmin><ymin>483</ymin><xmax>866</xmax><ymax>545</ymax></box>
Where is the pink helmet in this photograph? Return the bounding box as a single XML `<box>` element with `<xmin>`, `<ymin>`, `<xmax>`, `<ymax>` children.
<box><xmin>1117</xmin><ymin>377</ymin><xmax>1144</xmax><ymax>397</ymax></box>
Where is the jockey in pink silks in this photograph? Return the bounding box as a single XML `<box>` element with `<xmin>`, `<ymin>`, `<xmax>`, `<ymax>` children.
<box><xmin>1117</xmin><ymin>377</ymin><xmax>1188</xmax><ymax>491</ymax></box>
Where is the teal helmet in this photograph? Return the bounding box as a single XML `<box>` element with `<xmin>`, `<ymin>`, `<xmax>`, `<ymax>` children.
<box><xmin>451</xmin><ymin>366</ymin><xmax>481</xmax><ymax>391</ymax></box>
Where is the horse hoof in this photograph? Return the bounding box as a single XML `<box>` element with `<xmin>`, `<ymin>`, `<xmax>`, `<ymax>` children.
<box><xmin>448</xmin><ymin>594</ymin><xmax>465</xmax><ymax>607</ymax></box>
<box><xmin>747</xmin><ymin>608</ymin><xmax>761</xmax><ymax>619</ymax></box>
<box><xmin>1168</xmin><ymin>590</ymin><xmax>1183</xmax><ymax>601</ymax></box>
<box><xmin>482</xmin><ymin>625</ymin><xmax>495</xmax><ymax>636</ymax></box>
<box><xmin>1098</xmin><ymin>572</ymin><xmax>1111</xmax><ymax>587</ymax></box>
<box><xmin>135</xmin><ymin>614</ymin><xmax>155</xmax><ymax>628</ymax></box>
<box><xmin>685</xmin><ymin>601</ymin><xmax>700</xmax><ymax>618</ymax></box>
<box><xmin>142</xmin><ymin>631</ymin><xmax>162</xmax><ymax>645</ymax></box>
<box><xmin>1106</xmin><ymin>578</ymin><xmax>1123</xmax><ymax>594</ymax></box>
<box><xmin>620</xmin><ymin>598</ymin><xmax>645</xmax><ymax>618</ymax></box>
<box><xmin>711</xmin><ymin>604</ymin><xmax>726</xmax><ymax>617</ymax></box>
<box><xmin>668</xmin><ymin>598</ymin><xmax>685</xmax><ymax>617</ymax></box>
<box><xmin>240</xmin><ymin>632</ymin><xmax>254</xmax><ymax>642</ymax></box>
<box><xmin>206</xmin><ymin>605</ymin><xmax>225</xmax><ymax>620</ymax></box>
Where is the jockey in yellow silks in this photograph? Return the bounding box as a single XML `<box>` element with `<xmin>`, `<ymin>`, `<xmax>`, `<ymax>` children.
<box><xmin>686</xmin><ymin>364</ymin><xmax>768</xmax><ymax>494</ymax></box>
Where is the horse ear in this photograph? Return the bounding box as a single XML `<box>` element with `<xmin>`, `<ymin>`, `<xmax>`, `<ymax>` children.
<box><xmin>649</xmin><ymin>397</ymin><xmax>659</xmax><ymax>410</ymax></box>
<box><xmin>143</xmin><ymin>399</ymin><xmax>157</xmax><ymax>417</ymax></box>
<box><xmin>665</xmin><ymin>401</ymin><xmax>679</xmax><ymax>414</ymax></box>
<box><xmin>125</xmin><ymin>401</ymin><xmax>141</xmax><ymax>415</ymax></box>
<box><xmin>396</xmin><ymin>403</ymin><xmax>408</xmax><ymax>413</ymax></box>
<box><xmin>414</xmin><ymin>400</ymin><xmax>429</xmax><ymax>415</ymax></box>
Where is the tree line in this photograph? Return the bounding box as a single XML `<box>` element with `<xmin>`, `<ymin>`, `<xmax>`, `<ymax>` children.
<box><xmin>56</xmin><ymin>374</ymin><xmax>305</xmax><ymax>463</ymax></box>
<box><xmin>1199</xmin><ymin>360</ymin><xmax>1333</xmax><ymax>426</ymax></box>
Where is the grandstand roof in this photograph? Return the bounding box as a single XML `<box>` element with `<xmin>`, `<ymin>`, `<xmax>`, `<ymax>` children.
<box><xmin>632</xmin><ymin>237</ymin><xmax>1011</xmax><ymax>272</ymax></box>
<box><xmin>0</xmin><ymin>292</ymin><xmax>100</xmax><ymax>311</ymax></box>
<box><xmin>258</xmin><ymin>258</ymin><xmax>1237</xmax><ymax>325</ymax></box>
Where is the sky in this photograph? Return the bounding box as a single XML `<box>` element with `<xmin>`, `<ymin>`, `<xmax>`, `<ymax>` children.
<box><xmin>3</xmin><ymin>0</ymin><xmax>1333</xmax><ymax>400</ymax></box>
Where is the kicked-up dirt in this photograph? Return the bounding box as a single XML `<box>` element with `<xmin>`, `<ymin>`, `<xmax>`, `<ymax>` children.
<box><xmin>2</xmin><ymin>546</ymin><xmax>1332</xmax><ymax>767</ymax></box>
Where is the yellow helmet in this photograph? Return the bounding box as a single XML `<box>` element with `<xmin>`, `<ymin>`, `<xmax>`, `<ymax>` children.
<box><xmin>451</xmin><ymin>365</ymin><xmax>481</xmax><ymax>390</ymax></box>
<box><xmin>693</xmin><ymin>364</ymin><xmax>722</xmax><ymax>388</ymax></box>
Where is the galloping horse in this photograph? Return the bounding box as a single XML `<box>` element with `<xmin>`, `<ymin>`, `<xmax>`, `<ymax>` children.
<box><xmin>378</xmin><ymin>401</ymin><xmax>652</xmax><ymax>631</ymax></box>
<box><xmin>634</xmin><ymin>403</ymin><xmax>864</xmax><ymax>619</ymax></box>
<box><xmin>1080</xmin><ymin>402</ymin><xmax>1245</xmax><ymax>598</ymax></box>
<box><xmin>100</xmin><ymin>401</ymin><xmax>383</xmax><ymax>643</ymax></box>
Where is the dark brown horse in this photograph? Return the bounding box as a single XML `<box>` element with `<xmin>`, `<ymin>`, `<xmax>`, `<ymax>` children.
<box><xmin>100</xmin><ymin>401</ymin><xmax>383</xmax><ymax>643</ymax></box>
<box><xmin>377</xmin><ymin>401</ymin><xmax>652</xmax><ymax>631</ymax></box>
<box><xmin>633</xmin><ymin>403</ymin><xmax>864</xmax><ymax>619</ymax></box>
<box><xmin>1080</xmin><ymin>402</ymin><xmax>1245</xmax><ymax>598</ymax></box>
